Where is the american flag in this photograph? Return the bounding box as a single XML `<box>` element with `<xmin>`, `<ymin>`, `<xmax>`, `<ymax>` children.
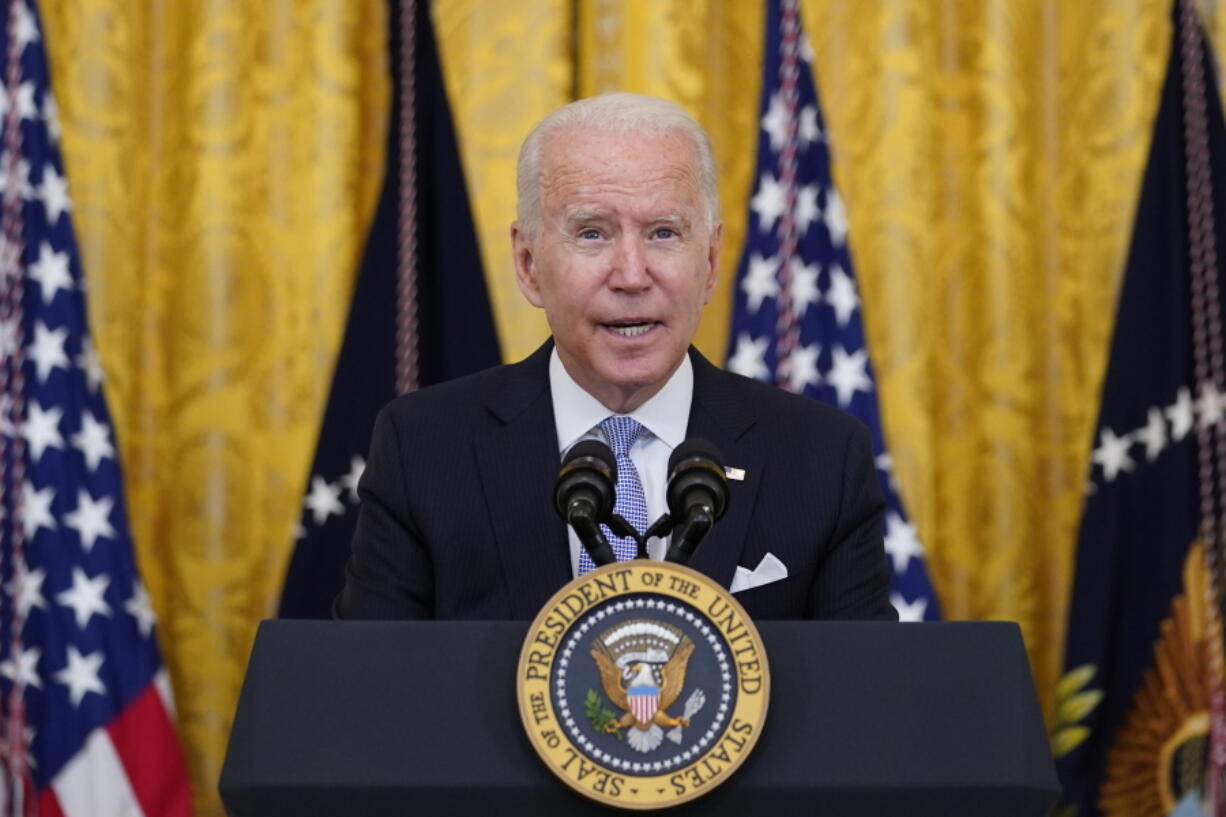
<box><xmin>0</xmin><ymin>2</ymin><xmax>191</xmax><ymax>815</ymax></box>
<box><xmin>628</xmin><ymin>687</ymin><xmax>659</xmax><ymax>725</ymax></box>
<box><xmin>725</xmin><ymin>0</ymin><xmax>940</xmax><ymax>622</ymax></box>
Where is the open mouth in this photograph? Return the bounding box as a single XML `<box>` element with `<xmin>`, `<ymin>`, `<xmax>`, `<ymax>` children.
<box><xmin>602</xmin><ymin>321</ymin><xmax>658</xmax><ymax>338</ymax></box>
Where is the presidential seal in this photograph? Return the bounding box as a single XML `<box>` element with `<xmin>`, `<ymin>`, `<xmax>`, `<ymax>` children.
<box><xmin>517</xmin><ymin>560</ymin><xmax>769</xmax><ymax>810</ymax></box>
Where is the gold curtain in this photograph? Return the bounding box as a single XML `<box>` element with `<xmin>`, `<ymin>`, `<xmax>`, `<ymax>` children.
<box><xmin>430</xmin><ymin>0</ymin><xmax>569</xmax><ymax>361</ymax></box>
<box><xmin>39</xmin><ymin>2</ymin><xmax>389</xmax><ymax>815</ymax></box>
<box><xmin>804</xmin><ymin>0</ymin><xmax>1170</xmax><ymax>719</ymax></box>
<box><xmin>433</xmin><ymin>0</ymin><xmax>761</xmax><ymax>362</ymax></box>
<box><xmin>29</xmin><ymin>0</ymin><xmax>1209</xmax><ymax>814</ymax></box>
<box><xmin>438</xmin><ymin>0</ymin><xmax>1175</xmax><ymax>723</ymax></box>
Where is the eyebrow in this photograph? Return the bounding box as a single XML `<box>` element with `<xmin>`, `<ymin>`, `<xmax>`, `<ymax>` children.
<box><xmin>564</xmin><ymin>209</ymin><xmax>611</xmax><ymax>226</ymax></box>
<box><xmin>653</xmin><ymin>212</ymin><xmax>692</xmax><ymax>229</ymax></box>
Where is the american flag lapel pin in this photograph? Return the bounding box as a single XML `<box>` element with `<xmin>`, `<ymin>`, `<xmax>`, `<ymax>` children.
<box><xmin>724</xmin><ymin>466</ymin><xmax>746</xmax><ymax>481</ymax></box>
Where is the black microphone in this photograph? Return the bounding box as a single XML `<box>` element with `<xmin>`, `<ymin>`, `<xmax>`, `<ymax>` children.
<box><xmin>554</xmin><ymin>440</ymin><xmax>619</xmax><ymax>567</ymax></box>
<box><xmin>664</xmin><ymin>439</ymin><xmax>729</xmax><ymax>565</ymax></box>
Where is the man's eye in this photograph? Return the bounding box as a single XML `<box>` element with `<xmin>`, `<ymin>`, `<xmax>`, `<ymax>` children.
<box><xmin>579</xmin><ymin>229</ymin><xmax>602</xmax><ymax>240</ymax></box>
<box><xmin>653</xmin><ymin>228</ymin><xmax>677</xmax><ymax>239</ymax></box>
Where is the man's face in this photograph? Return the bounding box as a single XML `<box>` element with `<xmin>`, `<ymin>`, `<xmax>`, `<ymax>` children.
<box><xmin>512</xmin><ymin>126</ymin><xmax>721</xmax><ymax>413</ymax></box>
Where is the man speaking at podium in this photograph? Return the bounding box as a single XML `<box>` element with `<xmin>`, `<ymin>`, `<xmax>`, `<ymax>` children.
<box><xmin>335</xmin><ymin>93</ymin><xmax>896</xmax><ymax>622</ymax></box>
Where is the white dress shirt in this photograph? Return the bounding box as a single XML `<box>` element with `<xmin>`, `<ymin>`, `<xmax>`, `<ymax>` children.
<box><xmin>549</xmin><ymin>349</ymin><xmax>693</xmax><ymax>576</ymax></box>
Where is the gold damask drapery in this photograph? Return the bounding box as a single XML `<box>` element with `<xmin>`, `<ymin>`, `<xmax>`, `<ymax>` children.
<box><xmin>31</xmin><ymin>1</ymin><xmax>1223</xmax><ymax>815</ymax></box>
<box><xmin>39</xmin><ymin>2</ymin><xmax>389</xmax><ymax>815</ymax></box>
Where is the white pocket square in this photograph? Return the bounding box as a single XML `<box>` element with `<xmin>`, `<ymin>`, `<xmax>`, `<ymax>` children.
<box><xmin>729</xmin><ymin>552</ymin><xmax>788</xmax><ymax>594</ymax></box>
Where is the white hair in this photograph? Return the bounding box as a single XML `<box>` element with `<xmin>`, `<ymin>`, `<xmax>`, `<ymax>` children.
<box><xmin>515</xmin><ymin>92</ymin><xmax>719</xmax><ymax>237</ymax></box>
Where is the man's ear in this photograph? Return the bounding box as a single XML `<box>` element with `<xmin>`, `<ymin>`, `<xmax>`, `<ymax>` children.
<box><xmin>703</xmin><ymin>221</ymin><xmax>723</xmax><ymax>304</ymax></box>
<box><xmin>511</xmin><ymin>221</ymin><xmax>544</xmax><ymax>308</ymax></box>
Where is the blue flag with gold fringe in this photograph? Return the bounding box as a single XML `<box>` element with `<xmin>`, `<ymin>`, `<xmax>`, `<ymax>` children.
<box><xmin>1055</xmin><ymin>4</ymin><xmax>1226</xmax><ymax>815</ymax></box>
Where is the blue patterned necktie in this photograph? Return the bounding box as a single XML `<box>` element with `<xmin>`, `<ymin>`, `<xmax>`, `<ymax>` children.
<box><xmin>577</xmin><ymin>416</ymin><xmax>649</xmax><ymax>574</ymax></box>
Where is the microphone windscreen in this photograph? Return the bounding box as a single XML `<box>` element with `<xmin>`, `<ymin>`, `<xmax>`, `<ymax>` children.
<box><xmin>666</xmin><ymin>438</ymin><xmax>729</xmax><ymax>523</ymax></box>
<box><xmin>565</xmin><ymin>439</ymin><xmax>617</xmax><ymax>481</ymax></box>
<box><xmin>555</xmin><ymin>439</ymin><xmax>619</xmax><ymax>521</ymax></box>
<box><xmin>668</xmin><ymin>438</ymin><xmax>724</xmax><ymax>475</ymax></box>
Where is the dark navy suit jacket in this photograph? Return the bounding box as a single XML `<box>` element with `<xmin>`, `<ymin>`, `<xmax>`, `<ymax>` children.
<box><xmin>335</xmin><ymin>341</ymin><xmax>896</xmax><ymax>621</ymax></box>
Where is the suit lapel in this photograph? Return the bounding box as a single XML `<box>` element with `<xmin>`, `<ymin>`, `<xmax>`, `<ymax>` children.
<box><xmin>475</xmin><ymin>341</ymin><xmax>571</xmax><ymax>618</ymax></box>
<box><xmin>683</xmin><ymin>350</ymin><xmax>763</xmax><ymax>589</ymax></box>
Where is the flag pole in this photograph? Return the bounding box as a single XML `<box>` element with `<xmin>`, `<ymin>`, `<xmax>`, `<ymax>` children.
<box><xmin>396</xmin><ymin>0</ymin><xmax>420</xmax><ymax>397</ymax></box>
<box><xmin>1177</xmin><ymin>0</ymin><xmax>1226</xmax><ymax>811</ymax></box>
<box><xmin>0</xmin><ymin>0</ymin><xmax>30</xmax><ymax>809</ymax></box>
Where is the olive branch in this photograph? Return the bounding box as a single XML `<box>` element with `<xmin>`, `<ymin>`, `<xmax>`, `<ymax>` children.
<box><xmin>585</xmin><ymin>689</ymin><xmax>623</xmax><ymax>740</ymax></box>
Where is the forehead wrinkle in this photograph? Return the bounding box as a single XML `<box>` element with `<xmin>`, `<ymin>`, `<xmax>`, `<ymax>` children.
<box><xmin>541</xmin><ymin>174</ymin><xmax>705</xmax><ymax>232</ymax></box>
<box><xmin>537</xmin><ymin>129</ymin><xmax>705</xmax><ymax>212</ymax></box>
<box><xmin>542</xmin><ymin>167</ymin><xmax>701</xmax><ymax>204</ymax></box>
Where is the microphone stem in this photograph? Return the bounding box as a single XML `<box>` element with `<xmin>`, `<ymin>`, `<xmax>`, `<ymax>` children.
<box><xmin>664</xmin><ymin>506</ymin><xmax>714</xmax><ymax>566</ymax></box>
<box><xmin>568</xmin><ymin>505</ymin><xmax>617</xmax><ymax>567</ymax></box>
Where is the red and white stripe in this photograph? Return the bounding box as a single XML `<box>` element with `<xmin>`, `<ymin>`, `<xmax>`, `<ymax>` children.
<box><xmin>37</xmin><ymin>673</ymin><xmax>190</xmax><ymax>817</ymax></box>
<box><xmin>629</xmin><ymin>692</ymin><xmax>658</xmax><ymax>725</ymax></box>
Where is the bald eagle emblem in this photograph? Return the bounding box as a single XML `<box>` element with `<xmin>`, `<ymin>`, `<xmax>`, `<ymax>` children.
<box><xmin>589</xmin><ymin>618</ymin><xmax>707</xmax><ymax>753</ymax></box>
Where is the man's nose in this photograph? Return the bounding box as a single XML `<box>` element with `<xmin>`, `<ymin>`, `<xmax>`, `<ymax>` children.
<box><xmin>609</xmin><ymin>236</ymin><xmax>650</xmax><ymax>290</ymax></box>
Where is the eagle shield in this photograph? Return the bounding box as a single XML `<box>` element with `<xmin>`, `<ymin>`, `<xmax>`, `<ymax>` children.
<box><xmin>590</xmin><ymin>618</ymin><xmax>699</xmax><ymax>753</ymax></box>
<box><xmin>628</xmin><ymin>675</ymin><xmax>660</xmax><ymax>723</ymax></box>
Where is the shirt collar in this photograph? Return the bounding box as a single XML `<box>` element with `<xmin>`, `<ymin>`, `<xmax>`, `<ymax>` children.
<box><xmin>550</xmin><ymin>349</ymin><xmax>693</xmax><ymax>453</ymax></box>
